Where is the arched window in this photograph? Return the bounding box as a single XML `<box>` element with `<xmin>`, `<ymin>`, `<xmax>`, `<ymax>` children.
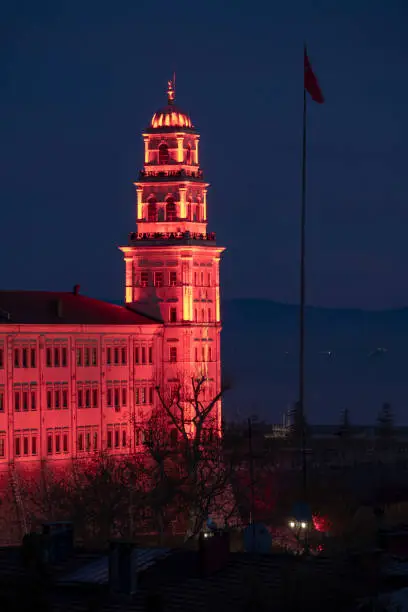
<box><xmin>166</xmin><ymin>198</ymin><xmax>177</xmax><ymax>222</ymax></box>
<box><xmin>147</xmin><ymin>199</ymin><xmax>157</xmax><ymax>222</ymax></box>
<box><xmin>158</xmin><ymin>143</ymin><xmax>169</xmax><ymax>164</ymax></box>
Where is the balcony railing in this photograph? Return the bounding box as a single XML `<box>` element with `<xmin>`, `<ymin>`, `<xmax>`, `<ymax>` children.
<box><xmin>129</xmin><ymin>230</ymin><xmax>216</xmax><ymax>244</ymax></box>
<box><xmin>139</xmin><ymin>169</ymin><xmax>204</xmax><ymax>181</ymax></box>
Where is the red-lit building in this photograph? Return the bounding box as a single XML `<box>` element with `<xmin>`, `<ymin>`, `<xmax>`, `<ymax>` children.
<box><xmin>0</xmin><ymin>80</ymin><xmax>224</xmax><ymax>467</ymax></box>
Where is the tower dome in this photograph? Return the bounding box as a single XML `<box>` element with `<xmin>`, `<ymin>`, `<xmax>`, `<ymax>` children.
<box><xmin>150</xmin><ymin>78</ymin><xmax>193</xmax><ymax>129</ymax></box>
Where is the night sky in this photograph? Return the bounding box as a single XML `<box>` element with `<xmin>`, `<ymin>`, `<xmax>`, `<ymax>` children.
<box><xmin>2</xmin><ymin>1</ymin><xmax>408</xmax><ymax>310</ymax></box>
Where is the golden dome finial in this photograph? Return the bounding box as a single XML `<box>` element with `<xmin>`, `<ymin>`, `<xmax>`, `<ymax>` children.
<box><xmin>167</xmin><ymin>73</ymin><xmax>176</xmax><ymax>104</ymax></box>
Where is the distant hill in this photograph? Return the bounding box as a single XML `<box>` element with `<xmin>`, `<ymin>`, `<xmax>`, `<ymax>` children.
<box><xmin>108</xmin><ymin>298</ymin><xmax>408</xmax><ymax>425</ymax></box>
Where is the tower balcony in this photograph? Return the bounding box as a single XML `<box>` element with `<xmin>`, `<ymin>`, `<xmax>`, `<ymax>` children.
<box><xmin>128</xmin><ymin>230</ymin><xmax>216</xmax><ymax>246</ymax></box>
<box><xmin>138</xmin><ymin>168</ymin><xmax>204</xmax><ymax>182</ymax></box>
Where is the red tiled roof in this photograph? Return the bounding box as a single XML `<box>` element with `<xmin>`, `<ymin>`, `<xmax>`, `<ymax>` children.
<box><xmin>0</xmin><ymin>291</ymin><xmax>159</xmax><ymax>326</ymax></box>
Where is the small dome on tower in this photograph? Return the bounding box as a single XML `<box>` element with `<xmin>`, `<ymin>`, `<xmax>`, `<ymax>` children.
<box><xmin>150</xmin><ymin>77</ymin><xmax>193</xmax><ymax>129</ymax></box>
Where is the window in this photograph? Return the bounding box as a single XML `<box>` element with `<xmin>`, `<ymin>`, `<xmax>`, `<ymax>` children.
<box><xmin>170</xmin><ymin>308</ymin><xmax>177</xmax><ymax>323</ymax></box>
<box><xmin>14</xmin><ymin>349</ymin><xmax>20</xmax><ymax>368</ymax></box>
<box><xmin>106</xmin><ymin>382</ymin><xmax>128</xmax><ymax>410</ymax></box>
<box><xmin>47</xmin><ymin>428</ymin><xmax>69</xmax><ymax>456</ymax></box>
<box><xmin>141</xmin><ymin>387</ymin><xmax>146</xmax><ymax>404</ymax></box>
<box><xmin>22</xmin><ymin>349</ymin><xmax>28</xmax><ymax>368</ymax></box>
<box><xmin>106</xmin><ymin>423</ymin><xmax>128</xmax><ymax>451</ymax></box>
<box><xmin>195</xmin><ymin>347</ymin><xmax>199</xmax><ymax>362</ymax></box>
<box><xmin>46</xmin><ymin>384</ymin><xmax>69</xmax><ymax>410</ymax></box>
<box><xmin>0</xmin><ymin>389</ymin><xmax>4</xmax><ymax>412</ymax></box>
<box><xmin>149</xmin><ymin>386</ymin><xmax>154</xmax><ymax>404</ymax></box>
<box><xmin>142</xmin><ymin>347</ymin><xmax>146</xmax><ymax>364</ymax></box>
<box><xmin>194</xmin><ymin>308</ymin><xmax>198</xmax><ymax>322</ymax></box>
<box><xmin>207</xmin><ymin>272</ymin><xmax>212</xmax><ymax>286</ymax></box>
<box><xmin>208</xmin><ymin>308</ymin><xmax>212</xmax><ymax>322</ymax></box>
<box><xmin>0</xmin><ymin>348</ymin><xmax>3</xmax><ymax>369</ymax></box>
<box><xmin>0</xmin><ymin>434</ymin><xmax>5</xmax><ymax>458</ymax></box>
<box><xmin>166</xmin><ymin>199</ymin><xmax>177</xmax><ymax>222</ymax></box>
<box><xmin>15</xmin><ymin>437</ymin><xmax>21</xmax><ymax>457</ymax></box>
<box><xmin>114</xmin><ymin>348</ymin><xmax>119</xmax><ymax>365</ymax></box>
<box><xmin>170</xmin><ymin>347</ymin><xmax>177</xmax><ymax>363</ymax></box>
<box><xmin>46</xmin><ymin>344</ymin><xmax>68</xmax><ymax>367</ymax></box>
<box><xmin>107</xmin><ymin>347</ymin><xmax>112</xmax><ymax>364</ymax></box>
<box><xmin>148</xmin><ymin>346</ymin><xmax>153</xmax><ymax>364</ymax></box>
<box><xmin>22</xmin><ymin>391</ymin><xmax>28</xmax><ymax>411</ymax></box>
<box><xmin>121</xmin><ymin>347</ymin><xmax>127</xmax><ymax>365</ymax></box>
<box><xmin>30</xmin><ymin>348</ymin><xmax>36</xmax><ymax>368</ymax></box>
<box><xmin>169</xmin><ymin>271</ymin><xmax>177</xmax><ymax>286</ymax></box>
<box><xmin>154</xmin><ymin>271</ymin><xmax>164</xmax><ymax>287</ymax></box>
<box><xmin>77</xmin><ymin>426</ymin><xmax>97</xmax><ymax>454</ymax></box>
<box><xmin>208</xmin><ymin>347</ymin><xmax>212</xmax><ymax>361</ymax></box>
<box><xmin>158</xmin><ymin>143</ymin><xmax>169</xmax><ymax>164</ymax></box>
<box><xmin>140</xmin><ymin>271</ymin><xmax>149</xmax><ymax>288</ymax></box>
<box><xmin>77</xmin><ymin>383</ymin><xmax>99</xmax><ymax>408</ymax></box>
<box><xmin>147</xmin><ymin>200</ymin><xmax>157</xmax><ymax>222</ymax></box>
<box><xmin>14</xmin><ymin>390</ymin><xmax>20</xmax><ymax>412</ymax></box>
<box><xmin>47</xmin><ymin>434</ymin><xmax>53</xmax><ymax>455</ymax></box>
<box><xmin>185</xmin><ymin>144</ymin><xmax>192</xmax><ymax>164</ymax></box>
<box><xmin>32</xmin><ymin>436</ymin><xmax>37</xmax><ymax>456</ymax></box>
<box><xmin>77</xmin><ymin>344</ymin><xmax>98</xmax><ymax>367</ymax></box>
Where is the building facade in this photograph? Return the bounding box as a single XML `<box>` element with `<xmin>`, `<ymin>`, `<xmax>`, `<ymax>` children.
<box><xmin>0</xmin><ymin>81</ymin><xmax>224</xmax><ymax>466</ymax></box>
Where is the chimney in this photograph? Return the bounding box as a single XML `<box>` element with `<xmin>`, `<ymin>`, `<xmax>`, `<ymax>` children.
<box><xmin>109</xmin><ymin>540</ymin><xmax>138</xmax><ymax>596</ymax></box>
<box><xmin>56</xmin><ymin>300</ymin><xmax>63</xmax><ymax>318</ymax></box>
<box><xmin>73</xmin><ymin>284</ymin><xmax>80</xmax><ymax>296</ymax></box>
<box><xmin>199</xmin><ymin>530</ymin><xmax>230</xmax><ymax>576</ymax></box>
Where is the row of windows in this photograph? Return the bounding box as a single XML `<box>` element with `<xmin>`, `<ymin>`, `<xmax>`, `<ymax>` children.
<box><xmin>136</xmin><ymin>270</ymin><xmax>212</xmax><ymax>288</ymax></box>
<box><xmin>0</xmin><ymin>344</ymin><xmax>155</xmax><ymax>370</ymax></box>
<box><xmin>146</xmin><ymin>200</ymin><xmax>203</xmax><ymax>223</ymax></box>
<box><xmin>195</xmin><ymin>346</ymin><xmax>213</xmax><ymax>362</ymax></box>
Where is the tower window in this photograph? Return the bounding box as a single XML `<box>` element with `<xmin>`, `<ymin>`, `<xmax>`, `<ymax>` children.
<box><xmin>185</xmin><ymin>144</ymin><xmax>192</xmax><ymax>165</ymax></box>
<box><xmin>158</xmin><ymin>143</ymin><xmax>169</xmax><ymax>164</ymax></box>
<box><xmin>170</xmin><ymin>308</ymin><xmax>177</xmax><ymax>323</ymax></box>
<box><xmin>166</xmin><ymin>199</ymin><xmax>177</xmax><ymax>222</ymax></box>
<box><xmin>154</xmin><ymin>271</ymin><xmax>164</xmax><ymax>287</ymax></box>
<box><xmin>147</xmin><ymin>200</ymin><xmax>157</xmax><ymax>222</ymax></box>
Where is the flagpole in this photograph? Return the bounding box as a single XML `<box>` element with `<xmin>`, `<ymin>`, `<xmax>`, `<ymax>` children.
<box><xmin>299</xmin><ymin>68</ymin><xmax>307</xmax><ymax>501</ymax></box>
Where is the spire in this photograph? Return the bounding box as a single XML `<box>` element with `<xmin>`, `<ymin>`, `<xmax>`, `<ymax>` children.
<box><xmin>167</xmin><ymin>73</ymin><xmax>176</xmax><ymax>105</ymax></box>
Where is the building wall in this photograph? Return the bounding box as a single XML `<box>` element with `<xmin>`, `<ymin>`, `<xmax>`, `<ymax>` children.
<box><xmin>0</xmin><ymin>324</ymin><xmax>163</xmax><ymax>467</ymax></box>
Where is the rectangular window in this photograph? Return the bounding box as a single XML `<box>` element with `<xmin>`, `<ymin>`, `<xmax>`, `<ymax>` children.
<box><xmin>107</xmin><ymin>430</ymin><xmax>112</xmax><ymax>449</ymax></box>
<box><xmin>91</xmin><ymin>347</ymin><xmax>97</xmax><ymax>366</ymax></box>
<box><xmin>47</xmin><ymin>390</ymin><xmax>52</xmax><ymax>409</ymax></box>
<box><xmin>122</xmin><ymin>429</ymin><xmax>127</xmax><ymax>448</ymax></box>
<box><xmin>208</xmin><ymin>308</ymin><xmax>212</xmax><ymax>322</ymax></box>
<box><xmin>140</xmin><ymin>271</ymin><xmax>149</xmax><ymax>288</ymax></box>
<box><xmin>170</xmin><ymin>271</ymin><xmax>177</xmax><ymax>286</ymax></box>
<box><xmin>77</xmin><ymin>389</ymin><xmax>83</xmax><ymax>409</ymax></box>
<box><xmin>114</xmin><ymin>388</ymin><xmax>120</xmax><ymax>407</ymax></box>
<box><xmin>85</xmin><ymin>389</ymin><xmax>91</xmax><ymax>408</ymax></box>
<box><xmin>122</xmin><ymin>387</ymin><xmax>127</xmax><ymax>406</ymax></box>
<box><xmin>141</xmin><ymin>347</ymin><xmax>146</xmax><ymax>364</ymax></box>
<box><xmin>55</xmin><ymin>434</ymin><xmax>61</xmax><ymax>454</ymax></box>
<box><xmin>149</xmin><ymin>387</ymin><xmax>154</xmax><ymax>404</ymax></box>
<box><xmin>46</xmin><ymin>348</ymin><xmax>52</xmax><ymax>367</ymax></box>
<box><xmin>154</xmin><ymin>271</ymin><xmax>163</xmax><ymax>287</ymax></box>
<box><xmin>30</xmin><ymin>348</ymin><xmax>36</xmax><ymax>368</ymax></box>
<box><xmin>135</xmin><ymin>347</ymin><xmax>140</xmax><ymax>364</ymax></box>
<box><xmin>0</xmin><ymin>348</ymin><xmax>4</xmax><ymax>369</ymax></box>
<box><xmin>76</xmin><ymin>347</ymin><xmax>82</xmax><ymax>367</ymax></box>
<box><xmin>62</xmin><ymin>347</ymin><xmax>67</xmax><ymax>367</ymax></box>
<box><xmin>141</xmin><ymin>387</ymin><xmax>146</xmax><ymax>404</ymax></box>
<box><xmin>22</xmin><ymin>348</ymin><xmax>28</xmax><ymax>368</ymax></box>
<box><xmin>114</xmin><ymin>348</ymin><xmax>119</xmax><ymax>365</ymax></box>
<box><xmin>14</xmin><ymin>391</ymin><xmax>20</xmax><ymax>412</ymax></box>
<box><xmin>121</xmin><ymin>347</ymin><xmax>127</xmax><ymax>365</ymax></box>
<box><xmin>55</xmin><ymin>389</ymin><xmax>60</xmax><ymax>410</ymax></box>
<box><xmin>170</xmin><ymin>308</ymin><xmax>177</xmax><ymax>323</ymax></box>
<box><xmin>14</xmin><ymin>349</ymin><xmax>20</xmax><ymax>368</ymax></box>
<box><xmin>62</xmin><ymin>389</ymin><xmax>68</xmax><ymax>408</ymax></box>
<box><xmin>148</xmin><ymin>346</ymin><xmax>153</xmax><ymax>364</ymax></box>
<box><xmin>84</xmin><ymin>348</ymin><xmax>90</xmax><ymax>367</ymax></box>
<box><xmin>15</xmin><ymin>437</ymin><xmax>21</xmax><ymax>457</ymax></box>
<box><xmin>208</xmin><ymin>347</ymin><xmax>212</xmax><ymax>361</ymax></box>
<box><xmin>23</xmin><ymin>436</ymin><xmax>29</xmax><ymax>456</ymax></box>
<box><xmin>195</xmin><ymin>347</ymin><xmax>198</xmax><ymax>362</ymax></box>
<box><xmin>0</xmin><ymin>436</ymin><xmax>4</xmax><ymax>458</ymax></box>
<box><xmin>63</xmin><ymin>434</ymin><xmax>68</xmax><ymax>453</ymax></box>
<box><xmin>135</xmin><ymin>388</ymin><xmax>140</xmax><ymax>405</ymax></box>
<box><xmin>107</xmin><ymin>388</ymin><xmax>113</xmax><ymax>407</ymax></box>
<box><xmin>31</xmin><ymin>436</ymin><xmax>37</xmax><ymax>456</ymax></box>
<box><xmin>78</xmin><ymin>433</ymin><xmax>83</xmax><ymax>452</ymax></box>
<box><xmin>22</xmin><ymin>391</ymin><xmax>28</xmax><ymax>412</ymax></box>
<box><xmin>30</xmin><ymin>389</ymin><xmax>36</xmax><ymax>411</ymax></box>
<box><xmin>54</xmin><ymin>347</ymin><xmax>60</xmax><ymax>367</ymax></box>
<box><xmin>92</xmin><ymin>388</ymin><xmax>98</xmax><ymax>408</ymax></box>
<box><xmin>47</xmin><ymin>434</ymin><xmax>53</xmax><ymax>455</ymax></box>
<box><xmin>86</xmin><ymin>432</ymin><xmax>91</xmax><ymax>451</ymax></box>
<box><xmin>107</xmin><ymin>347</ymin><xmax>112</xmax><ymax>365</ymax></box>
<box><xmin>93</xmin><ymin>432</ymin><xmax>98</xmax><ymax>451</ymax></box>
<box><xmin>0</xmin><ymin>390</ymin><xmax>4</xmax><ymax>412</ymax></box>
<box><xmin>114</xmin><ymin>429</ymin><xmax>120</xmax><ymax>448</ymax></box>
<box><xmin>170</xmin><ymin>347</ymin><xmax>177</xmax><ymax>363</ymax></box>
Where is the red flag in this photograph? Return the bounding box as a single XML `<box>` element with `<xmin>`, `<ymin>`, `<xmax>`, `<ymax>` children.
<box><xmin>304</xmin><ymin>49</ymin><xmax>324</xmax><ymax>104</ymax></box>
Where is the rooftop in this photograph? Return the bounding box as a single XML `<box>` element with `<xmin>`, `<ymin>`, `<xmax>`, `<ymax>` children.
<box><xmin>0</xmin><ymin>290</ymin><xmax>159</xmax><ymax>326</ymax></box>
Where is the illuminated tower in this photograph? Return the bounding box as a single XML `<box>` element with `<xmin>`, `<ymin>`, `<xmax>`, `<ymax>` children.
<box><xmin>120</xmin><ymin>79</ymin><xmax>225</xmax><ymax>430</ymax></box>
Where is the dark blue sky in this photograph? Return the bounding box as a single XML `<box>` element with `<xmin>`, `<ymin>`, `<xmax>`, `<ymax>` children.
<box><xmin>2</xmin><ymin>0</ymin><xmax>408</xmax><ymax>309</ymax></box>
